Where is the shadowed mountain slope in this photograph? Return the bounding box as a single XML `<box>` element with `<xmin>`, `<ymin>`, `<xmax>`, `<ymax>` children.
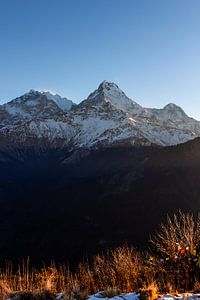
<box><xmin>0</xmin><ymin>138</ymin><xmax>200</xmax><ymax>264</ymax></box>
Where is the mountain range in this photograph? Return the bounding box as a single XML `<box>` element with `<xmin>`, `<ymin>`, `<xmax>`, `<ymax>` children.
<box><xmin>1</xmin><ymin>80</ymin><xmax>199</xmax><ymax>149</ymax></box>
<box><xmin>1</xmin><ymin>81</ymin><xmax>200</xmax><ymax>265</ymax></box>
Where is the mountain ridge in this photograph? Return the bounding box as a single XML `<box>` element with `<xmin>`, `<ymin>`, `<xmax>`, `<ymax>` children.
<box><xmin>0</xmin><ymin>81</ymin><xmax>199</xmax><ymax>149</ymax></box>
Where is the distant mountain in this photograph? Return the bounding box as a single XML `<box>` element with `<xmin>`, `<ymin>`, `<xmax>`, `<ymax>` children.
<box><xmin>0</xmin><ymin>81</ymin><xmax>199</xmax><ymax>149</ymax></box>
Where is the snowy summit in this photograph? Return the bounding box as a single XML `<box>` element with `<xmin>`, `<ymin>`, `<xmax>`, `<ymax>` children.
<box><xmin>0</xmin><ymin>80</ymin><xmax>200</xmax><ymax>148</ymax></box>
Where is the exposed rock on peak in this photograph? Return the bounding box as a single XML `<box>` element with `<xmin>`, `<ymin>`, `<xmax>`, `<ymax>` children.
<box><xmin>164</xmin><ymin>102</ymin><xmax>179</xmax><ymax>109</ymax></box>
<box><xmin>161</xmin><ymin>103</ymin><xmax>187</xmax><ymax>119</ymax></box>
<box><xmin>86</xmin><ymin>80</ymin><xmax>143</xmax><ymax>116</ymax></box>
<box><xmin>40</xmin><ymin>91</ymin><xmax>74</xmax><ymax>111</ymax></box>
<box><xmin>90</xmin><ymin>80</ymin><xmax>120</xmax><ymax>92</ymax></box>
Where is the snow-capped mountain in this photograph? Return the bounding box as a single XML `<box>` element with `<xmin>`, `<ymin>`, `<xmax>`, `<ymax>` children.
<box><xmin>0</xmin><ymin>81</ymin><xmax>199</xmax><ymax>148</ymax></box>
<box><xmin>71</xmin><ymin>80</ymin><xmax>200</xmax><ymax>147</ymax></box>
<box><xmin>3</xmin><ymin>89</ymin><xmax>74</xmax><ymax>119</ymax></box>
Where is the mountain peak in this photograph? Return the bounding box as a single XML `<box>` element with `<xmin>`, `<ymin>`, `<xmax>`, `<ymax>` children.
<box><xmin>85</xmin><ymin>80</ymin><xmax>143</xmax><ymax>115</ymax></box>
<box><xmin>164</xmin><ymin>103</ymin><xmax>181</xmax><ymax>110</ymax></box>
<box><xmin>40</xmin><ymin>91</ymin><xmax>74</xmax><ymax>111</ymax></box>
<box><xmin>87</xmin><ymin>80</ymin><xmax>124</xmax><ymax>99</ymax></box>
<box><xmin>27</xmin><ymin>89</ymin><xmax>41</xmax><ymax>96</ymax></box>
<box><xmin>88</xmin><ymin>80</ymin><xmax>126</xmax><ymax>100</ymax></box>
<box><xmin>97</xmin><ymin>80</ymin><xmax>125</xmax><ymax>97</ymax></box>
<box><xmin>98</xmin><ymin>80</ymin><xmax>120</xmax><ymax>90</ymax></box>
<box><xmin>163</xmin><ymin>102</ymin><xmax>187</xmax><ymax>117</ymax></box>
<box><xmin>3</xmin><ymin>89</ymin><xmax>75</xmax><ymax>120</ymax></box>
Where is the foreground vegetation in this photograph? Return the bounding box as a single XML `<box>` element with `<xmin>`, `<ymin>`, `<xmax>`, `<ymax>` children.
<box><xmin>2</xmin><ymin>211</ymin><xmax>200</xmax><ymax>300</ymax></box>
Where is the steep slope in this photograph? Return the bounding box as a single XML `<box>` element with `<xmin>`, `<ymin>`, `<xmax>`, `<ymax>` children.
<box><xmin>87</xmin><ymin>80</ymin><xmax>144</xmax><ymax>114</ymax></box>
<box><xmin>70</xmin><ymin>81</ymin><xmax>151</xmax><ymax>147</ymax></box>
<box><xmin>41</xmin><ymin>91</ymin><xmax>74</xmax><ymax>111</ymax></box>
<box><xmin>0</xmin><ymin>138</ymin><xmax>200</xmax><ymax>263</ymax></box>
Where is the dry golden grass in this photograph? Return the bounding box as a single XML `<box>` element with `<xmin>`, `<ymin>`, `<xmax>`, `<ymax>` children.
<box><xmin>0</xmin><ymin>246</ymin><xmax>149</xmax><ymax>300</ymax></box>
<box><xmin>144</xmin><ymin>282</ymin><xmax>159</xmax><ymax>300</ymax></box>
<box><xmin>0</xmin><ymin>245</ymin><xmax>189</xmax><ymax>300</ymax></box>
<box><xmin>4</xmin><ymin>211</ymin><xmax>200</xmax><ymax>299</ymax></box>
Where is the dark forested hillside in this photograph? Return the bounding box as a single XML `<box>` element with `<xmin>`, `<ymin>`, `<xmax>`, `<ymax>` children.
<box><xmin>1</xmin><ymin>138</ymin><xmax>200</xmax><ymax>265</ymax></box>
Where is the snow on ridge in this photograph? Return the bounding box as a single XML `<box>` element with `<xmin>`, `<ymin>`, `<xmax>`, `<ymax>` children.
<box><xmin>27</xmin><ymin>89</ymin><xmax>74</xmax><ymax>111</ymax></box>
<box><xmin>41</xmin><ymin>91</ymin><xmax>74</xmax><ymax>111</ymax></box>
<box><xmin>28</xmin><ymin>119</ymin><xmax>76</xmax><ymax>139</ymax></box>
<box><xmin>4</xmin><ymin>104</ymin><xmax>30</xmax><ymax>118</ymax></box>
<box><xmin>4</xmin><ymin>89</ymin><xmax>74</xmax><ymax>114</ymax></box>
<box><xmin>86</xmin><ymin>80</ymin><xmax>143</xmax><ymax>115</ymax></box>
<box><xmin>1</xmin><ymin>81</ymin><xmax>200</xmax><ymax>148</ymax></box>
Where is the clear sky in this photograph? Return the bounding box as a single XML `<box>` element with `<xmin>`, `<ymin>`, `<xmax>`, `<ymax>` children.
<box><xmin>1</xmin><ymin>0</ymin><xmax>200</xmax><ymax>119</ymax></box>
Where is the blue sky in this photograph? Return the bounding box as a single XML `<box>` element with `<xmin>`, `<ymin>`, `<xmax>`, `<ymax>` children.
<box><xmin>1</xmin><ymin>0</ymin><xmax>200</xmax><ymax>119</ymax></box>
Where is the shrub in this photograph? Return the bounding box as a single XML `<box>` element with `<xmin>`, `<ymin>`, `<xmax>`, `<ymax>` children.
<box><xmin>150</xmin><ymin>210</ymin><xmax>200</xmax><ymax>291</ymax></box>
